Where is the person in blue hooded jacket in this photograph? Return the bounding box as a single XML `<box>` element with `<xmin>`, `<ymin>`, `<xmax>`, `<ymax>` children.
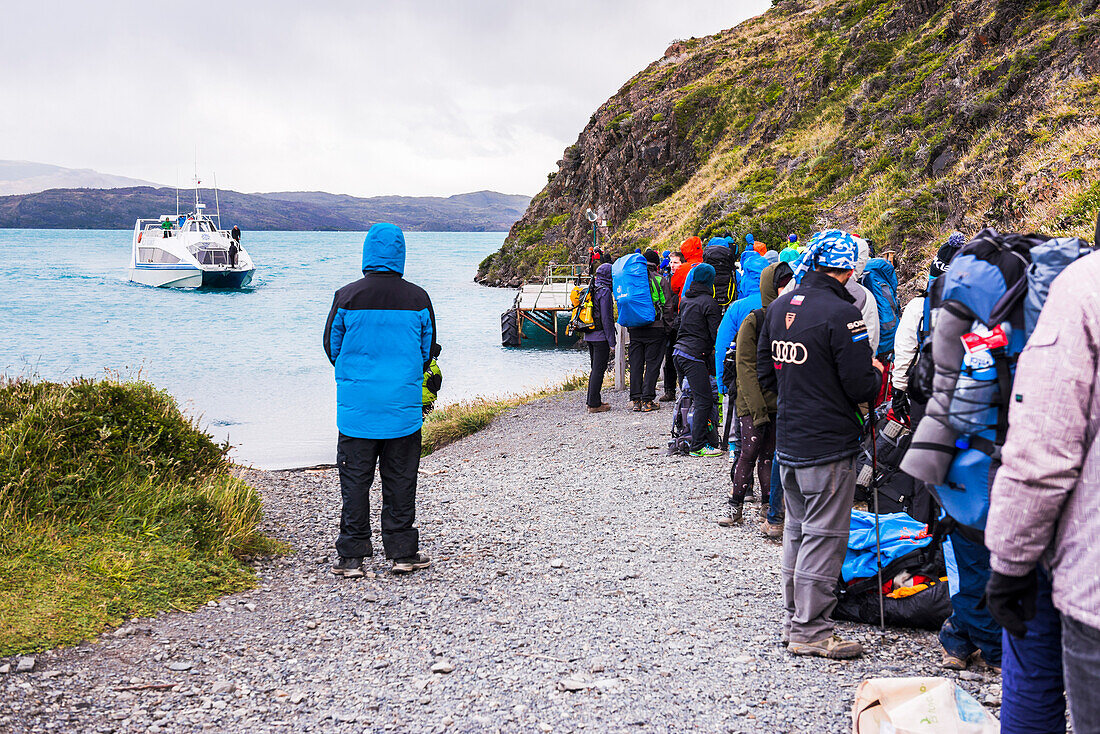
<box><xmin>715</xmin><ymin>252</ymin><xmax>768</xmax><ymax>390</ymax></box>
<box><xmin>323</xmin><ymin>223</ymin><xmax>436</xmax><ymax>578</ymax></box>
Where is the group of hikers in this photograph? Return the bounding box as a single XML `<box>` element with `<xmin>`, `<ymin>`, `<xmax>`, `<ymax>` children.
<box><xmin>578</xmin><ymin>225</ymin><xmax>1099</xmax><ymax>733</ymax></box>
<box><xmin>323</xmin><ymin>222</ymin><xmax>1099</xmax><ymax>734</ymax></box>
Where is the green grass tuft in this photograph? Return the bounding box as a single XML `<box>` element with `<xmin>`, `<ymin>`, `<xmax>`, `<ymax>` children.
<box><xmin>0</xmin><ymin>377</ymin><xmax>279</xmax><ymax>655</ymax></box>
<box><xmin>421</xmin><ymin>374</ymin><xmax>585</xmax><ymax>456</ymax></box>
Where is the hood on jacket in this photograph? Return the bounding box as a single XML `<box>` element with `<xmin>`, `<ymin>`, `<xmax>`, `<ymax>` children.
<box><xmin>738</xmin><ymin>253</ymin><xmax>768</xmax><ymax>299</ymax></box>
<box><xmin>763</xmin><ymin>249</ymin><xmax>779</xmax><ymax>264</ymax></box>
<box><xmin>739</xmin><ymin>250</ymin><xmax>757</xmax><ymax>269</ymax></box>
<box><xmin>595</xmin><ymin>262</ymin><xmax>613</xmax><ymax>287</ymax></box>
<box><xmin>854</xmin><ymin>236</ymin><xmax>870</xmax><ymax>279</ymax></box>
<box><xmin>681</xmin><ymin>236</ymin><xmax>704</xmax><ymax>262</ymax></box>
<box><xmin>688</xmin><ymin>263</ymin><xmax>715</xmax><ymax>293</ymax></box>
<box><xmin>779</xmin><ymin>246</ymin><xmax>801</xmax><ymax>263</ymax></box>
<box><xmin>759</xmin><ymin>262</ymin><xmax>793</xmax><ymax>309</ymax></box>
<box><xmin>706</xmin><ymin>236</ymin><xmax>728</xmax><ymax>249</ymax></box>
<box><xmin>362</xmin><ymin>222</ymin><xmax>406</xmax><ymax>274</ymax></box>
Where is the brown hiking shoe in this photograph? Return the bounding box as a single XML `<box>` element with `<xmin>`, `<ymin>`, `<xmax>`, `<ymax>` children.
<box><xmin>717</xmin><ymin>503</ymin><xmax>744</xmax><ymax>527</ymax></box>
<box><xmin>392</xmin><ymin>553</ymin><xmax>432</xmax><ymax>574</ymax></box>
<box><xmin>973</xmin><ymin>653</ymin><xmax>1001</xmax><ymax>674</ymax></box>
<box><xmin>659</xmin><ymin>392</ymin><xmax>676</xmax><ymax>402</ymax></box>
<box><xmin>939</xmin><ymin>652</ymin><xmax>968</xmax><ymax>670</ymax></box>
<box><xmin>588</xmin><ymin>404</ymin><xmax>611</xmax><ymax>413</ymax></box>
<box><xmin>788</xmin><ymin>634</ymin><xmax>863</xmax><ymax>659</ymax></box>
<box><xmin>640</xmin><ymin>401</ymin><xmax>661</xmax><ymax>412</ymax></box>
<box><xmin>760</xmin><ymin>519</ymin><xmax>784</xmax><ymax>539</ymax></box>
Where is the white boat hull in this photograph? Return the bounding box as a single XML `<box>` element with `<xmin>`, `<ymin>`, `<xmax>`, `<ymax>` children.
<box><xmin>128</xmin><ymin>265</ymin><xmax>205</xmax><ymax>288</ymax></box>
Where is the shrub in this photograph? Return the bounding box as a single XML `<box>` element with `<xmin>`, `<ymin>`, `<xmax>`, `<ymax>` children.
<box><xmin>0</xmin><ymin>377</ymin><xmax>277</xmax><ymax>655</ymax></box>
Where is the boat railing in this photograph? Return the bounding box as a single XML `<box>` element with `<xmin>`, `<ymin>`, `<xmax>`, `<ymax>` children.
<box><xmin>526</xmin><ymin>263</ymin><xmax>588</xmax><ymax>286</ymax></box>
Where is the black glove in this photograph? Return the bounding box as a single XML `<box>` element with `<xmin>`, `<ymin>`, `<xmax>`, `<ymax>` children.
<box><xmin>891</xmin><ymin>389</ymin><xmax>911</xmax><ymax>424</ymax></box>
<box><xmin>983</xmin><ymin>570</ymin><xmax>1038</xmax><ymax>639</ymax></box>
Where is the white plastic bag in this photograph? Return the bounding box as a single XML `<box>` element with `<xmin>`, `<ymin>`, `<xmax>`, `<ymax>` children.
<box><xmin>852</xmin><ymin>677</ymin><xmax>1000</xmax><ymax>734</ymax></box>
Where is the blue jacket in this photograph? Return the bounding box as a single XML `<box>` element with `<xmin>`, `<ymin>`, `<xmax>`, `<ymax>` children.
<box><xmin>715</xmin><ymin>253</ymin><xmax>767</xmax><ymax>391</ymax></box>
<box><xmin>324</xmin><ymin>223</ymin><xmax>437</xmax><ymax>439</ymax></box>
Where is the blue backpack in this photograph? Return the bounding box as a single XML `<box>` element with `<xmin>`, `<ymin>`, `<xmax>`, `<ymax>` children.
<box><xmin>612</xmin><ymin>253</ymin><xmax>657</xmax><ymax>327</ymax></box>
<box><xmin>858</xmin><ymin>257</ymin><xmax>901</xmax><ymax>356</ymax></box>
<box><xmin>928</xmin><ymin>231</ymin><xmax>1094</xmax><ymax>531</ymax></box>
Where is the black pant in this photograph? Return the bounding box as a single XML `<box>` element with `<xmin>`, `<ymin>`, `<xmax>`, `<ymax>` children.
<box><xmin>587</xmin><ymin>340</ymin><xmax>610</xmax><ymax>408</ymax></box>
<box><xmin>336</xmin><ymin>431</ymin><xmax>420</xmax><ymax>560</ymax></box>
<box><xmin>674</xmin><ymin>355</ymin><xmax>714</xmax><ymax>450</ymax></box>
<box><xmin>732</xmin><ymin>414</ymin><xmax>776</xmax><ymax>505</ymax></box>
<box><xmin>663</xmin><ymin>329</ymin><xmax>678</xmax><ymax>396</ymax></box>
<box><xmin>628</xmin><ymin>333</ymin><xmax>666</xmax><ymax>402</ymax></box>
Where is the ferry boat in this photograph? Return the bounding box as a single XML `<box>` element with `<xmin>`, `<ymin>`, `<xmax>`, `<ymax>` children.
<box><xmin>128</xmin><ymin>199</ymin><xmax>255</xmax><ymax>289</ymax></box>
<box><xmin>501</xmin><ymin>263</ymin><xmax>587</xmax><ymax>347</ymax></box>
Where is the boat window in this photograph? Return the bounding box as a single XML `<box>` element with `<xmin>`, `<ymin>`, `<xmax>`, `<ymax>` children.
<box><xmin>137</xmin><ymin>247</ymin><xmax>182</xmax><ymax>264</ymax></box>
<box><xmin>195</xmin><ymin>249</ymin><xmax>228</xmax><ymax>265</ymax></box>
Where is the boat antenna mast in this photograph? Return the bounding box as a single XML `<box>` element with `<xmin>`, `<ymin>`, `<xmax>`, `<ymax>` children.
<box><xmin>193</xmin><ymin>149</ymin><xmax>200</xmax><ymax>216</ymax></box>
<box><xmin>213</xmin><ymin>172</ymin><xmax>222</xmax><ymax>228</ymax></box>
<box><xmin>175</xmin><ymin>167</ymin><xmax>179</xmax><ymax>218</ymax></box>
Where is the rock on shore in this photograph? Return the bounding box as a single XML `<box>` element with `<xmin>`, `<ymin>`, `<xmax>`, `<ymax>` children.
<box><xmin>0</xmin><ymin>391</ymin><xmax>999</xmax><ymax>732</ymax></box>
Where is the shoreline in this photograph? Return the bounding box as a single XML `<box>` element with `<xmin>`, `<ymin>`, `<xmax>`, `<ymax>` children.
<box><xmin>0</xmin><ymin>388</ymin><xmax>1002</xmax><ymax>732</ymax></box>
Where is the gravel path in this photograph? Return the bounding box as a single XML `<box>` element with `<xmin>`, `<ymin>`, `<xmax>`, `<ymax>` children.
<box><xmin>2</xmin><ymin>390</ymin><xmax>1002</xmax><ymax>733</ymax></box>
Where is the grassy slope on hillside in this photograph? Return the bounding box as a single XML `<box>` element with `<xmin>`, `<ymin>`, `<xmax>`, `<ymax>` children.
<box><xmin>0</xmin><ymin>378</ymin><xmax>279</xmax><ymax>655</ymax></box>
<box><xmin>486</xmin><ymin>0</ymin><xmax>1100</xmax><ymax>284</ymax></box>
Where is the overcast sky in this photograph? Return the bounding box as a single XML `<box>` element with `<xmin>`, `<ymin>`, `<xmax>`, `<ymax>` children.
<box><xmin>2</xmin><ymin>1</ymin><xmax>768</xmax><ymax>197</ymax></box>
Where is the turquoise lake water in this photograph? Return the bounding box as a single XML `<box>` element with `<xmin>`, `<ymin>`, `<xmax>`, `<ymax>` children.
<box><xmin>0</xmin><ymin>230</ymin><xmax>585</xmax><ymax>469</ymax></box>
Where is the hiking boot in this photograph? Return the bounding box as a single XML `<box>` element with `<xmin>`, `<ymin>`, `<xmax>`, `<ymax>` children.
<box><xmin>631</xmin><ymin>400</ymin><xmax>643</xmax><ymax>412</ymax></box>
<box><xmin>718</xmin><ymin>503</ymin><xmax>744</xmax><ymax>526</ymax></box>
<box><xmin>689</xmin><ymin>445</ymin><xmax>724</xmax><ymax>458</ymax></box>
<box><xmin>760</xmin><ymin>519</ymin><xmax>784</xmax><ymax>539</ymax></box>
<box><xmin>588</xmin><ymin>404</ymin><xmax>611</xmax><ymax>413</ymax></box>
<box><xmin>788</xmin><ymin>634</ymin><xmax>863</xmax><ymax>660</ymax></box>
<box><xmin>973</xmin><ymin>653</ymin><xmax>1001</xmax><ymax>674</ymax></box>
<box><xmin>331</xmin><ymin>557</ymin><xmax>365</xmax><ymax>578</ymax></box>
<box><xmin>758</xmin><ymin>502</ymin><xmax>770</xmax><ymax>519</ymax></box>
<box><xmin>392</xmin><ymin>553</ymin><xmax>432</xmax><ymax>574</ymax></box>
<box><xmin>939</xmin><ymin>651</ymin><xmax>968</xmax><ymax>670</ymax></box>
<box><xmin>659</xmin><ymin>392</ymin><xmax>676</xmax><ymax>402</ymax></box>
<box><xmin>640</xmin><ymin>401</ymin><xmax>661</xmax><ymax>412</ymax></box>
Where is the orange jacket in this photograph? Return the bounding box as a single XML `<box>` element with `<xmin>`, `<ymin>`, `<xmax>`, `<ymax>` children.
<box><xmin>671</xmin><ymin>236</ymin><xmax>704</xmax><ymax>295</ymax></box>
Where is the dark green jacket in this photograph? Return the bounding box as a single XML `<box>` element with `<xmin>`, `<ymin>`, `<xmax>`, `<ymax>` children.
<box><xmin>735</xmin><ymin>263</ymin><xmax>782</xmax><ymax>424</ymax></box>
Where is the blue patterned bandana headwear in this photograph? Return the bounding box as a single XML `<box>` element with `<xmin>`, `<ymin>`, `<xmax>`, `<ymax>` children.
<box><xmin>791</xmin><ymin>229</ymin><xmax>859</xmax><ymax>283</ymax></box>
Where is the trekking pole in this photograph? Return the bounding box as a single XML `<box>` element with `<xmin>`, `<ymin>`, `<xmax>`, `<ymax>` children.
<box><xmin>871</xmin><ymin>417</ymin><xmax>886</xmax><ymax>630</ymax></box>
<box><xmin>1093</xmin><ymin>208</ymin><xmax>1099</xmax><ymax>248</ymax></box>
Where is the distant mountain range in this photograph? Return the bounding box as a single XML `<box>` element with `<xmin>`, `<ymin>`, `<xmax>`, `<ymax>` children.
<box><xmin>0</xmin><ymin>160</ymin><xmax>161</xmax><ymax>196</ymax></box>
<box><xmin>0</xmin><ymin>187</ymin><xmax>531</xmax><ymax>232</ymax></box>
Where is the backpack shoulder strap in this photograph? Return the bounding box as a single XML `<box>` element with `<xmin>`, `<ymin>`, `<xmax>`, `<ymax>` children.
<box><xmin>649</xmin><ymin>272</ymin><xmax>666</xmax><ymax>307</ymax></box>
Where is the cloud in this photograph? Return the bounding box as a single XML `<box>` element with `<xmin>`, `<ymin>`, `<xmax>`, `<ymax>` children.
<box><xmin>1</xmin><ymin>0</ymin><xmax>768</xmax><ymax>196</ymax></box>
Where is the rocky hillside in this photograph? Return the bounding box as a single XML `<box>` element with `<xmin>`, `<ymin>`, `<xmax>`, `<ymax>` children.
<box><xmin>477</xmin><ymin>0</ymin><xmax>1100</xmax><ymax>286</ymax></box>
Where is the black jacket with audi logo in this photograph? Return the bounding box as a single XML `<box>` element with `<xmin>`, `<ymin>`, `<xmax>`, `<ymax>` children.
<box><xmin>756</xmin><ymin>270</ymin><xmax>882</xmax><ymax>467</ymax></box>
